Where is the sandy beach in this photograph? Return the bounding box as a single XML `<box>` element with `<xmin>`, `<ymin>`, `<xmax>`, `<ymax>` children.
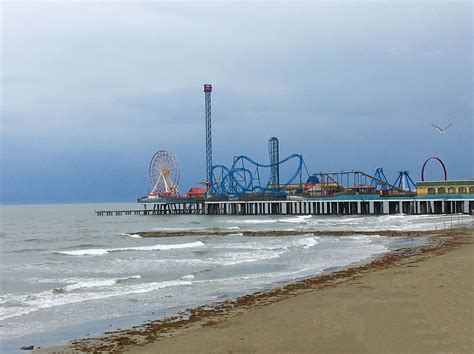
<box><xmin>35</xmin><ymin>228</ymin><xmax>473</xmax><ymax>353</ymax></box>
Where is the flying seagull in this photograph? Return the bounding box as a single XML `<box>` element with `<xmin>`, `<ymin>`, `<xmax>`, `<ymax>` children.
<box><xmin>431</xmin><ymin>123</ymin><xmax>453</xmax><ymax>134</ymax></box>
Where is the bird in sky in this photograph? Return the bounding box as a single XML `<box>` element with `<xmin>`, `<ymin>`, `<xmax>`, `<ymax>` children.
<box><xmin>431</xmin><ymin>122</ymin><xmax>453</xmax><ymax>134</ymax></box>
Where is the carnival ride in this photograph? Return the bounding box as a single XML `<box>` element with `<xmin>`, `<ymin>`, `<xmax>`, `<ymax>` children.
<box><xmin>372</xmin><ymin>168</ymin><xmax>390</xmax><ymax>190</ymax></box>
<box><xmin>211</xmin><ymin>153</ymin><xmax>309</xmax><ymax>196</ymax></box>
<box><xmin>394</xmin><ymin>171</ymin><xmax>416</xmax><ymax>192</ymax></box>
<box><xmin>210</xmin><ymin>137</ymin><xmax>309</xmax><ymax>196</ymax></box>
<box><xmin>371</xmin><ymin>168</ymin><xmax>416</xmax><ymax>192</ymax></box>
<box><xmin>305</xmin><ymin>167</ymin><xmax>417</xmax><ymax>196</ymax></box>
<box><xmin>148</xmin><ymin>150</ymin><xmax>180</xmax><ymax>197</ymax></box>
<box><xmin>209</xmin><ymin>133</ymin><xmax>419</xmax><ymax>197</ymax></box>
<box><xmin>421</xmin><ymin>156</ymin><xmax>447</xmax><ymax>181</ymax></box>
<box><xmin>268</xmin><ymin>137</ymin><xmax>280</xmax><ymax>187</ymax></box>
<box><xmin>311</xmin><ymin>169</ymin><xmax>405</xmax><ymax>193</ymax></box>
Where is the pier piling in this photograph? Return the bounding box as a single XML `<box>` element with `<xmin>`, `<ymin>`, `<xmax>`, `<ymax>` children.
<box><xmin>95</xmin><ymin>196</ymin><xmax>473</xmax><ymax>216</ymax></box>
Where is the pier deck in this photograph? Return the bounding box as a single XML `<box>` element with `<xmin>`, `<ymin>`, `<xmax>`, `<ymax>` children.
<box><xmin>96</xmin><ymin>195</ymin><xmax>474</xmax><ymax>216</ymax></box>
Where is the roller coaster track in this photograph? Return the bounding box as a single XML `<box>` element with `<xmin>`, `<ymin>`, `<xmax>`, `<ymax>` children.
<box><xmin>314</xmin><ymin>171</ymin><xmax>406</xmax><ymax>193</ymax></box>
<box><xmin>211</xmin><ymin>154</ymin><xmax>309</xmax><ymax>195</ymax></box>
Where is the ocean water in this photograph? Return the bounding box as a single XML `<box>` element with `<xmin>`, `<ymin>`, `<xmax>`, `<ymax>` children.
<box><xmin>0</xmin><ymin>203</ymin><xmax>471</xmax><ymax>352</ymax></box>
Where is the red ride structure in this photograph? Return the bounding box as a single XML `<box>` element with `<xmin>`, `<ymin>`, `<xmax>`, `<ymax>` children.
<box><xmin>421</xmin><ymin>157</ymin><xmax>447</xmax><ymax>181</ymax></box>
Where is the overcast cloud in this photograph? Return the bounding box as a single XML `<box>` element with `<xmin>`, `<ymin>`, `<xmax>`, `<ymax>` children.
<box><xmin>1</xmin><ymin>1</ymin><xmax>472</xmax><ymax>203</ymax></box>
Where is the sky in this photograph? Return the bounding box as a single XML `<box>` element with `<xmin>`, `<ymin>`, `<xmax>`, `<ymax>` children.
<box><xmin>1</xmin><ymin>1</ymin><xmax>472</xmax><ymax>204</ymax></box>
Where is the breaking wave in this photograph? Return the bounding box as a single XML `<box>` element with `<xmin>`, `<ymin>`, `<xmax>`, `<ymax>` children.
<box><xmin>122</xmin><ymin>233</ymin><xmax>142</xmax><ymax>238</ymax></box>
<box><xmin>181</xmin><ymin>274</ymin><xmax>195</xmax><ymax>280</ymax></box>
<box><xmin>291</xmin><ymin>236</ymin><xmax>320</xmax><ymax>249</ymax></box>
<box><xmin>55</xmin><ymin>241</ymin><xmax>205</xmax><ymax>256</ymax></box>
<box><xmin>278</xmin><ymin>215</ymin><xmax>313</xmax><ymax>223</ymax></box>
<box><xmin>0</xmin><ymin>278</ymin><xmax>192</xmax><ymax>321</ymax></box>
<box><xmin>213</xmin><ymin>249</ymin><xmax>288</xmax><ymax>266</ymax></box>
<box><xmin>61</xmin><ymin>275</ymin><xmax>142</xmax><ymax>292</ymax></box>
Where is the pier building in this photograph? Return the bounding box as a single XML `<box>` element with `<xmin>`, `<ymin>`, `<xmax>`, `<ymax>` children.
<box><xmin>415</xmin><ymin>179</ymin><xmax>474</xmax><ymax>196</ymax></box>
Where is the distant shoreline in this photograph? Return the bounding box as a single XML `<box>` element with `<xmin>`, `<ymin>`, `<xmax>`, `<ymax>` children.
<box><xmin>34</xmin><ymin>227</ymin><xmax>473</xmax><ymax>353</ymax></box>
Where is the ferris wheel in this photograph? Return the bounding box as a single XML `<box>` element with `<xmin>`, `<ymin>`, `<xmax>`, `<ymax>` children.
<box><xmin>148</xmin><ymin>150</ymin><xmax>180</xmax><ymax>197</ymax></box>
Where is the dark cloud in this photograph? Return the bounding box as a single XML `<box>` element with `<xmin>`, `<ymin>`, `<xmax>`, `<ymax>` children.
<box><xmin>1</xmin><ymin>1</ymin><xmax>472</xmax><ymax>203</ymax></box>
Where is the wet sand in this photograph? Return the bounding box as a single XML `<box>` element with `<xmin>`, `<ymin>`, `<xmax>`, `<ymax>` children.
<box><xmin>35</xmin><ymin>228</ymin><xmax>473</xmax><ymax>353</ymax></box>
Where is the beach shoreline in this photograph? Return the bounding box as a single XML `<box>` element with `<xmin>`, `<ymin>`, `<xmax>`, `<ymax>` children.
<box><xmin>32</xmin><ymin>227</ymin><xmax>473</xmax><ymax>353</ymax></box>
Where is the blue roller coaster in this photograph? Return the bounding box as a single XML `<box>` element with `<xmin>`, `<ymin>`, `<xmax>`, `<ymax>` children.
<box><xmin>211</xmin><ymin>153</ymin><xmax>309</xmax><ymax>196</ymax></box>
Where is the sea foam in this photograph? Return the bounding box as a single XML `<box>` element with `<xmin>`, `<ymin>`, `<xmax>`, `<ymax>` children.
<box><xmin>0</xmin><ymin>278</ymin><xmax>192</xmax><ymax>321</ymax></box>
<box><xmin>123</xmin><ymin>233</ymin><xmax>142</xmax><ymax>238</ymax></box>
<box><xmin>55</xmin><ymin>241</ymin><xmax>205</xmax><ymax>256</ymax></box>
<box><xmin>63</xmin><ymin>275</ymin><xmax>141</xmax><ymax>292</ymax></box>
<box><xmin>292</xmin><ymin>236</ymin><xmax>320</xmax><ymax>249</ymax></box>
<box><xmin>278</xmin><ymin>215</ymin><xmax>313</xmax><ymax>223</ymax></box>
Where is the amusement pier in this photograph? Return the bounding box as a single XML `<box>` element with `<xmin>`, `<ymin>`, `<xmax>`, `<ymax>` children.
<box><xmin>96</xmin><ymin>84</ymin><xmax>474</xmax><ymax>217</ymax></box>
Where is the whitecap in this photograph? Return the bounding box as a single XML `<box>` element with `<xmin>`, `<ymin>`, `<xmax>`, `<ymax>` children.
<box><xmin>278</xmin><ymin>215</ymin><xmax>312</xmax><ymax>223</ymax></box>
<box><xmin>56</xmin><ymin>249</ymin><xmax>109</xmax><ymax>256</ymax></box>
<box><xmin>114</xmin><ymin>241</ymin><xmax>205</xmax><ymax>252</ymax></box>
<box><xmin>292</xmin><ymin>237</ymin><xmax>320</xmax><ymax>249</ymax></box>
<box><xmin>0</xmin><ymin>279</ymin><xmax>192</xmax><ymax>321</ymax></box>
<box><xmin>213</xmin><ymin>249</ymin><xmax>288</xmax><ymax>266</ymax></box>
<box><xmin>55</xmin><ymin>241</ymin><xmax>205</xmax><ymax>256</ymax></box>
<box><xmin>64</xmin><ymin>275</ymin><xmax>141</xmax><ymax>292</ymax></box>
<box><xmin>181</xmin><ymin>274</ymin><xmax>195</xmax><ymax>280</ymax></box>
<box><xmin>225</xmin><ymin>219</ymin><xmax>278</xmax><ymax>224</ymax></box>
<box><xmin>123</xmin><ymin>233</ymin><xmax>142</xmax><ymax>238</ymax></box>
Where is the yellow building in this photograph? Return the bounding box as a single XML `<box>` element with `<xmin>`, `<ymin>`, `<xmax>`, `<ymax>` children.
<box><xmin>416</xmin><ymin>179</ymin><xmax>474</xmax><ymax>196</ymax></box>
